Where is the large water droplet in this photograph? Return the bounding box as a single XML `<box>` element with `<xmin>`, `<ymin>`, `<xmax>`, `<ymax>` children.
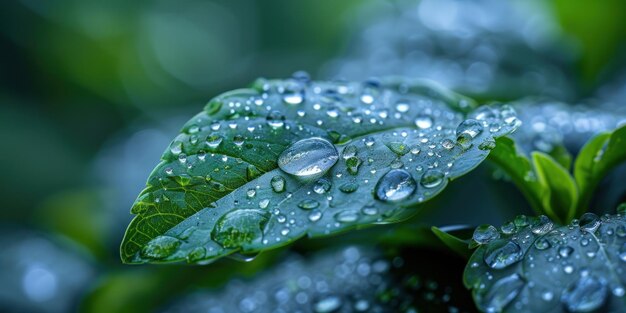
<box><xmin>473</xmin><ymin>224</ymin><xmax>500</xmax><ymax>245</ymax></box>
<box><xmin>141</xmin><ymin>235</ymin><xmax>181</xmax><ymax>259</ymax></box>
<box><xmin>478</xmin><ymin>274</ymin><xmax>525</xmax><ymax>313</ymax></box>
<box><xmin>484</xmin><ymin>240</ymin><xmax>523</xmax><ymax>269</ymax></box>
<box><xmin>212</xmin><ymin>209</ymin><xmax>270</xmax><ymax>248</ymax></box>
<box><xmin>456</xmin><ymin>119</ymin><xmax>483</xmax><ymax>144</ymax></box>
<box><xmin>579</xmin><ymin>213</ymin><xmax>601</xmax><ymax>233</ymax></box>
<box><xmin>375</xmin><ymin>169</ymin><xmax>417</xmax><ymax>202</ymax></box>
<box><xmin>561</xmin><ymin>276</ymin><xmax>608</xmax><ymax>312</ymax></box>
<box><xmin>531</xmin><ymin>215</ymin><xmax>553</xmax><ymax>235</ymax></box>
<box><xmin>278</xmin><ymin>138</ymin><xmax>339</xmax><ymax>177</ymax></box>
<box><xmin>420</xmin><ymin>170</ymin><xmax>445</xmax><ymax>188</ymax></box>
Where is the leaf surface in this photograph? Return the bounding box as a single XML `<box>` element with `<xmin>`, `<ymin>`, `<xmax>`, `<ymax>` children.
<box><xmin>120</xmin><ymin>77</ymin><xmax>519</xmax><ymax>264</ymax></box>
<box><xmin>464</xmin><ymin>212</ymin><xmax>626</xmax><ymax>312</ymax></box>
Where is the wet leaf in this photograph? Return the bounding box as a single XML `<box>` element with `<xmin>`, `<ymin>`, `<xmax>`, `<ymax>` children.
<box><xmin>120</xmin><ymin>76</ymin><xmax>519</xmax><ymax>264</ymax></box>
<box><xmin>464</xmin><ymin>212</ymin><xmax>626</xmax><ymax>313</ymax></box>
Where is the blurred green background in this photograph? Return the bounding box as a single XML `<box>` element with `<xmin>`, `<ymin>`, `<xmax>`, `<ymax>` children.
<box><xmin>1</xmin><ymin>0</ymin><xmax>625</xmax><ymax>312</ymax></box>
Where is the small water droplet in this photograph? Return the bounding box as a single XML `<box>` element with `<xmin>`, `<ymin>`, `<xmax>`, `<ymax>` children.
<box><xmin>313</xmin><ymin>178</ymin><xmax>331</xmax><ymax>194</ymax></box>
<box><xmin>266</xmin><ymin>110</ymin><xmax>285</xmax><ymax>128</ymax></box>
<box><xmin>559</xmin><ymin>246</ymin><xmax>574</xmax><ymax>258</ymax></box>
<box><xmin>484</xmin><ymin>240</ymin><xmax>523</xmax><ymax>269</ymax></box>
<box><xmin>206</xmin><ymin>134</ymin><xmax>223</xmax><ymax>150</ymax></box>
<box><xmin>278</xmin><ymin>138</ymin><xmax>339</xmax><ymax>177</ymax></box>
<box><xmin>141</xmin><ymin>236</ymin><xmax>181</xmax><ymax>259</ymax></box>
<box><xmin>420</xmin><ymin>170</ymin><xmax>445</xmax><ymax>188</ymax></box>
<box><xmin>478</xmin><ymin>138</ymin><xmax>496</xmax><ymax>151</ymax></box>
<box><xmin>339</xmin><ymin>182</ymin><xmax>359</xmax><ymax>193</ymax></box>
<box><xmin>308</xmin><ymin>209</ymin><xmax>322</xmax><ymax>222</ymax></box>
<box><xmin>346</xmin><ymin>156</ymin><xmax>362</xmax><ymax>175</ymax></box>
<box><xmin>473</xmin><ymin>224</ymin><xmax>500</xmax><ymax>244</ymax></box>
<box><xmin>415</xmin><ymin>115</ymin><xmax>433</xmax><ymax>129</ymax></box>
<box><xmin>298</xmin><ymin>199</ymin><xmax>320</xmax><ymax>210</ymax></box>
<box><xmin>375</xmin><ymin>169</ymin><xmax>417</xmax><ymax>202</ymax></box>
<box><xmin>334</xmin><ymin>211</ymin><xmax>359</xmax><ymax>223</ymax></box>
<box><xmin>269</xmin><ymin>176</ymin><xmax>286</xmax><ymax>193</ymax></box>
<box><xmin>212</xmin><ymin>209</ymin><xmax>270</xmax><ymax>248</ymax></box>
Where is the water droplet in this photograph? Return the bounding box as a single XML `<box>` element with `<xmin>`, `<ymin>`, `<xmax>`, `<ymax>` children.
<box><xmin>246</xmin><ymin>189</ymin><xmax>256</xmax><ymax>198</ymax></box>
<box><xmin>266</xmin><ymin>110</ymin><xmax>285</xmax><ymax>128</ymax></box>
<box><xmin>561</xmin><ymin>276</ymin><xmax>608</xmax><ymax>313</ymax></box>
<box><xmin>395</xmin><ymin>100</ymin><xmax>410</xmax><ymax>113</ymax></box>
<box><xmin>282</xmin><ymin>84</ymin><xmax>304</xmax><ymax>105</ymax></box>
<box><xmin>233</xmin><ymin>135</ymin><xmax>244</xmax><ymax>147</ymax></box>
<box><xmin>386</xmin><ymin>142</ymin><xmax>409</xmax><ymax>155</ymax></box>
<box><xmin>559</xmin><ymin>246</ymin><xmax>574</xmax><ymax>258</ymax></box>
<box><xmin>345</xmin><ymin>156</ymin><xmax>362</xmax><ymax>175</ymax></box>
<box><xmin>186</xmin><ymin>247</ymin><xmax>206</xmax><ymax>263</ymax></box>
<box><xmin>170</xmin><ymin>141</ymin><xmax>183</xmax><ymax>155</ymax></box>
<box><xmin>375</xmin><ymin>169</ymin><xmax>417</xmax><ymax>202</ymax></box>
<box><xmin>456</xmin><ymin>119</ymin><xmax>483</xmax><ymax>144</ymax></box>
<box><xmin>514</xmin><ymin>215</ymin><xmax>529</xmax><ymax>227</ymax></box>
<box><xmin>313</xmin><ymin>178</ymin><xmax>332</xmax><ymax>194</ymax></box>
<box><xmin>484</xmin><ymin>240</ymin><xmax>523</xmax><ymax>269</ymax></box>
<box><xmin>339</xmin><ymin>182</ymin><xmax>359</xmax><ymax>193</ymax></box>
<box><xmin>441</xmin><ymin>139</ymin><xmax>455</xmax><ymax>150</ymax></box>
<box><xmin>342</xmin><ymin>145</ymin><xmax>357</xmax><ymax>160</ymax></box>
<box><xmin>278</xmin><ymin>138</ymin><xmax>339</xmax><ymax>177</ymax></box>
<box><xmin>141</xmin><ymin>236</ymin><xmax>181</xmax><ymax>259</ymax></box>
<box><xmin>473</xmin><ymin>224</ymin><xmax>500</xmax><ymax>244</ymax></box>
<box><xmin>361</xmin><ymin>205</ymin><xmax>378</xmax><ymax>216</ymax></box>
<box><xmin>258</xmin><ymin>199</ymin><xmax>270</xmax><ymax>209</ymax></box>
<box><xmin>314</xmin><ymin>295</ymin><xmax>342</xmax><ymax>313</ymax></box>
<box><xmin>478</xmin><ymin>274</ymin><xmax>525</xmax><ymax>313</ymax></box>
<box><xmin>206</xmin><ymin>134</ymin><xmax>223</xmax><ymax>150</ymax></box>
<box><xmin>334</xmin><ymin>211</ymin><xmax>359</xmax><ymax>223</ymax></box>
<box><xmin>531</xmin><ymin>215</ymin><xmax>553</xmax><ymax>235</ymax></box>
<box><xmin>579</xmin><ymin>213</ymin><xmax>601</xmax><ymax>233</ymax></box>
<box><xmin>270</xmin><ymin>175</ymin><xmax>286</xmax><ymax>193</ymax></box>
<box><xmin>420</xmin><ymin>170</ymin><xmax>445</xmax><ymax>188</ymax></box>
<box><xmin>308</xmin><ymin>210</ymin><xmax>322</xmax><ymax>222</ymax></box>
<box><xmin>479</xmin><ymin>138</ymin><xmax>496</xmax><ymax>151</ymax></box>
<box><xmin>298</xmin><ymin>199</ymin><xmax>320</xmax><ymax>210</ymax></box>
<box><xmin>212</xmin><ymin>209</ymin><xmax>270</xmax><ymax>248</ymax></box>
<box><xmin>501</xmin><ymin>222</ymin><xmax>516</xmax><ymax>235</ymax></box>
<box><xmin>415</xmin><ymin>115</ymin><xmax>433</xmax><ymax>129</ymax></box>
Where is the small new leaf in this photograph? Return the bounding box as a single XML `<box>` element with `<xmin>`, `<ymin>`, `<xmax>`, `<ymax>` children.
<box><xmin>532</xmin><ymin>152</ymin><xmax>578</xmax><ymax>224</ymax></box>
<box><xmin>574</xmin><ymin>124</ymin><xmax>626</xmax><ymax>215</ymax></box>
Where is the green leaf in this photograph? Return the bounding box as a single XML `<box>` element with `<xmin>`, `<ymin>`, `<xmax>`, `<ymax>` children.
<box><xmin>464</xmin><ymin>212</ymin><xmax>626</xmax><ymax>313</ymax></box>
<box><xmin>486</xmin><ymin>137</ymin><xmax>546</xmax><ymax>216</ymax></box>
<box><xmin>575</xmin><ymin>124</ymin><xmax>626</xmax><ymax>215</ymax></box>
<box><xmin>532</xmin><ymin>152</ymin><xmax>578</xmax><ymax>224</ymax></box>
<box><xmin>431</xmin><ymin>226</ymin><xmax>472</xmax><ymax>259</ymax></box>
<box><xmin>120</xmin><ymin>77</ymin><xmax>519</xmax><ymax>264</ymax></box>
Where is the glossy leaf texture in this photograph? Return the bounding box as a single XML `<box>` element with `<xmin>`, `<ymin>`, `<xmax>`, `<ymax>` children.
<box><xmin>464</xmin><ymin>212</ymin><xmax>626</xmax><ymax>313</ymax></box>
<box><xmin>120</xmin><ymin>76</ymin><xmax>520</xmax><ymax>264</ymax></box>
